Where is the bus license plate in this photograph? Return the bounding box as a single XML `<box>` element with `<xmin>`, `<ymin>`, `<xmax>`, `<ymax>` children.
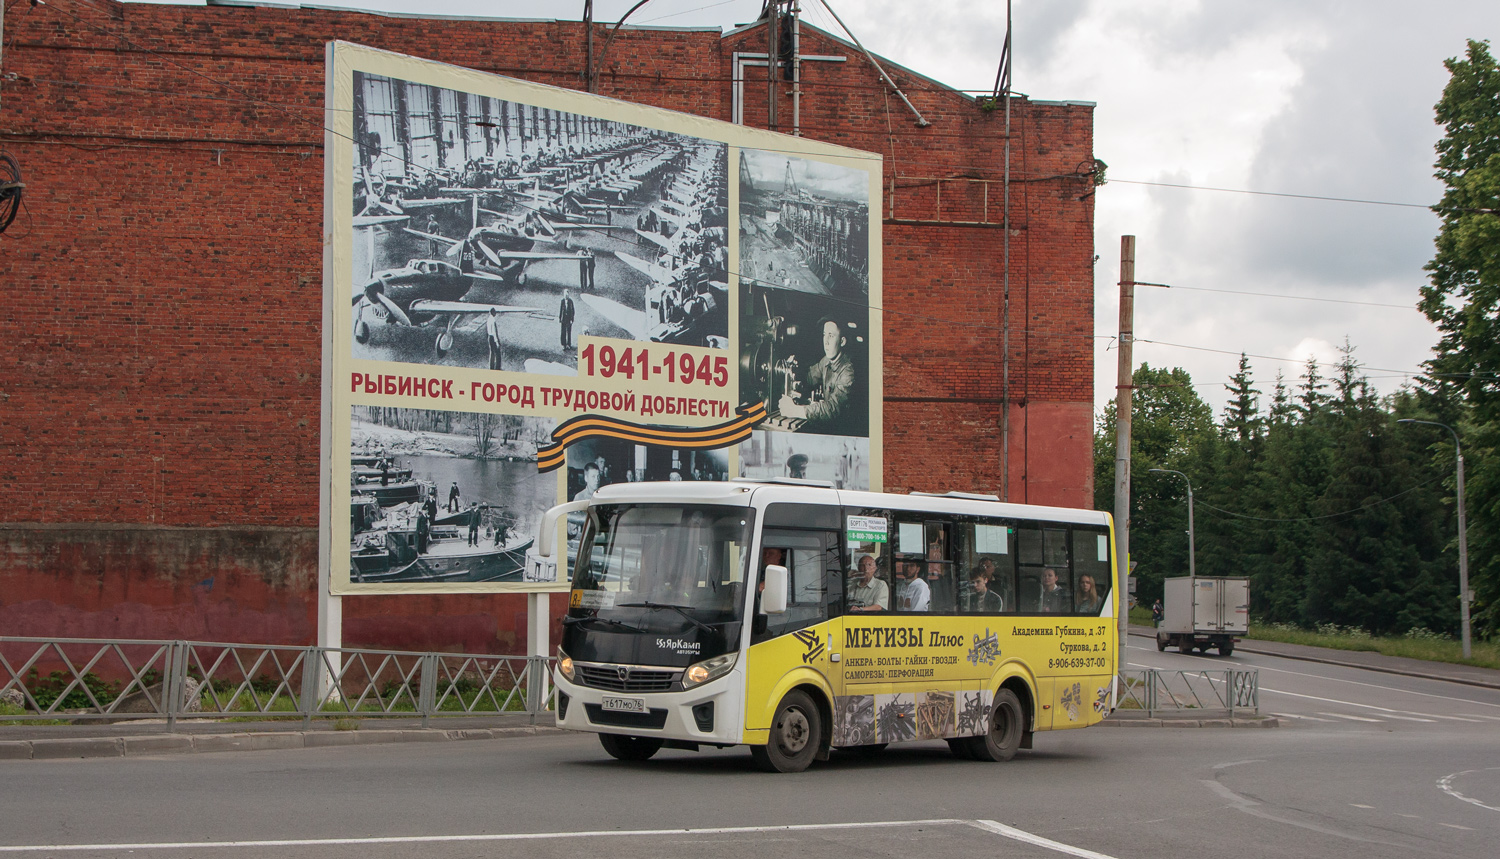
<box><xmin>601</xmin><ymin>696</ymin><xmax>646</xmax><ymax>713</ymax></box>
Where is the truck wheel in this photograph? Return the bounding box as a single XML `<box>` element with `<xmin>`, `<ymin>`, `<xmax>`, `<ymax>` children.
<box><xmin>598</xmin><ymin>733</ymin><xmax>662</xmax><ymax>762</ymax></box>
<box><xmin>1156</xmin><ymin>637</ymin><xmax>1168</xmax><ymax>652</ymax></box>
<box><xmin>967</xmin><ymin>688</ymin><xmax>1024</xmax><ymax>762</ymax></box>
<box><xmin>750</xmin><ymin>690</ymin><xmax>822</xmax><ymax>773</ymax></box>
<box><xmin>1218</xmin><ymin>642</ymin><xmax>1234</xmax><ymax>657</ymax></box>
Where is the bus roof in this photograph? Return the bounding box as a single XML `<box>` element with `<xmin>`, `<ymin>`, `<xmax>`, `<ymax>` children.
<box><xmin>586</xmin><ymin>481</ymin><xmax>1111</xmax><ymax>527</ymax></box>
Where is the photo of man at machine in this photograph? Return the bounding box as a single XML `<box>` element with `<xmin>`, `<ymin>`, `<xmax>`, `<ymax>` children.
<box><xmin>739</xmin><ymin>283</ymin><xmax>869</xmax><ymax>438</ymax></box>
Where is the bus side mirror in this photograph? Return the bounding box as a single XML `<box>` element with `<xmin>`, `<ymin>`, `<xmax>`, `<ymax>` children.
<box><xmin>762</xmin><ymin>565</ymin><xmax>789</xmax><ymax>614</ymax></box>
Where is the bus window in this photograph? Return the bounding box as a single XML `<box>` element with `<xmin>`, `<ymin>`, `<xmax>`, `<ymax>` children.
<box><xmin>891</xmin><ymin>518</ymin><xmax>931</xmax><ymax>612</ymax></box>
<box><xmin>1043</xmin><ymin>528</ymin><xmax>1071</xmax><ymax>611</ymax></box>
<box><xmin>896</xmin><ymin>521</ymin><xmax>925</xmax><ymax>554</ymax></box>
<box><xmin>756</xmin><ymin>529</ymin><xmax>837</xmax><ymax>641</ymax></box>
<box><xmin>844</xmin><ymin>509</ymin><xmax>893</xmax><ymax>613</ymax></box>
<box><xmin>1072</xmin><ymin>528</ymin><xmax>1111</xmax><ymax>614</ymax></box>
<box><xmin>1016</xmin><ymin>524</ymin><xmax>1042</xmax><ymax>611</ymax></box>
<box><xmin>1017</xmin><ymin>525</ymin><xmax>1043</xmax><ymax>565</ymax></box>
<box><xmin>1018</xmin><ymin>526</ymin><xmax>1071</xmax><ymax>613</ymax></box>
<box><xmin>957</xmin><ymin>520</ymin><xmax>1012</xmax><ymax>613</ymax></box>
<box><xmin>924</xmin><ymin>521</ymin><xmax>956</xmax><ymax>612</ymax></box>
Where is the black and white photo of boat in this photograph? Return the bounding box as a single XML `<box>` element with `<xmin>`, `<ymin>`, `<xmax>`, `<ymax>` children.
<box><xmin>348</xmin><ymin>406</ymin><xmax>557</xmax><ymax>585</ymax></box>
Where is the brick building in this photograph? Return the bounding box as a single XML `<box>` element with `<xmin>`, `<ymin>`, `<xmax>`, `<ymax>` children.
<box><xmin>0</xmin><ymin>1</ymin><xmax>1097</xmax><ymax>651</ymax></box>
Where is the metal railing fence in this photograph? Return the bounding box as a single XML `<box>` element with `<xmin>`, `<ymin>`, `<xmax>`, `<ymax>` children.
<box><xmin>0</xmin><ymin>637</ymin><xmax>553</xmax><ymax>729</ymax></box>
<box><xmin>1116</xmin><ymin>668</ymin><xmax>1259</xmax><ymax>717</ymax></box>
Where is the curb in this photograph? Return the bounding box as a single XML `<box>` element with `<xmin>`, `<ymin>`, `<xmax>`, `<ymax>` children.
<box><xmin>0</xmin><ymin>724</ymin><xmax>562</xmax><ymax>761</ymax></box>
<box><xmin>1127</xmin><ymin>629</ymin><xmax>1500</xmax><ymax>691</ymax></box>
<box><xmin>1098</xmin><ymin>716</ymin><xmax>1279</xmax><ymax>729</ymax></box>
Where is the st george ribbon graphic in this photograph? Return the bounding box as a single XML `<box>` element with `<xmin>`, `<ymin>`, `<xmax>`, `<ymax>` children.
<box><xmin>537</xmin><ymin>403</ymin><xmax>769</xmax><ymax>472</ymax></box>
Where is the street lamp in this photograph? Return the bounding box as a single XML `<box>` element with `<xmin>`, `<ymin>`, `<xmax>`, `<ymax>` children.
<box><xmin>1149</xmin><ymin>468</ymin><xmax>1195</xmax><ymax>577</ymax></box>
<box><xmin>1398</xmin><ymin>419</ymin><xmax>1471</xmax><ymax>659</ymax></box>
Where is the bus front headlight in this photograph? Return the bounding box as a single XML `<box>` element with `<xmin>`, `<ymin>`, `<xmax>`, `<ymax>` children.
<box><xmin>681</xmin><ymin>653</ymin><xmax>736</xmax><ymax>689</ymax></box>
<box><xmin>557</xmin><ymin>650</ymin><xmax>575</xmax><ymax>682</ymax></box>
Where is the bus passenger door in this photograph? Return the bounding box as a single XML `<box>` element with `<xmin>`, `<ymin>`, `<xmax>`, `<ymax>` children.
<box><xmin>745</xmin><ymin>527</ymin><xmax>842</xmax><ymax>737</ymax></box>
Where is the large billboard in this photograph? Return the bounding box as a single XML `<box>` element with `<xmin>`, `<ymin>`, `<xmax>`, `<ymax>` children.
<box><xmin>323</xmin><ymin>42</ymin><xmax>882</xmax><ymax>594</ymax></box>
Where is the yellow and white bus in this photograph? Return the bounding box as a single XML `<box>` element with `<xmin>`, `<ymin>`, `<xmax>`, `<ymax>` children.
<box><xmin>544</xmin><ymin>478</ymin><xmax>1119</xmax><ymax>772</ymax></box>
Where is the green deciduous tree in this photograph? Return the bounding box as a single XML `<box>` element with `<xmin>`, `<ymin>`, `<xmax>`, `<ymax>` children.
<box><xmin>1420</xmin><ymin>39</ymin><xmax>1500</xmax><ymax>635</ymax></box>
<box><xmin>1094</xmin><ymin>364</ymin><xmax>1215</xmax><ymax>604</ymax></box>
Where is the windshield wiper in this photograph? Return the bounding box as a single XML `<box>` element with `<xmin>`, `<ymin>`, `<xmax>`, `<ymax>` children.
<box><xmin>615</xmin><ymin>602</ymin><xmax>721</xmax><ymax>634</ymax></box>
<box><xmin>561</xmin><ymin>615</ymin><xmax>646</xmax><ymax>633</ymax></box>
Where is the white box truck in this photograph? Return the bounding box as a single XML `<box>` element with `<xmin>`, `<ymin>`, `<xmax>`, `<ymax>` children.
<box><xmin>1155</xmin><ymin>576</ymin><xmax>1249</xmax><ymax>656</ymax></box>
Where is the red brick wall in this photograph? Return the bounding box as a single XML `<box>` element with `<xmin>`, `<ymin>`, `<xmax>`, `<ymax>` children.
<box><xmin>0</xmin><ymin>1</ymin><xmax>1095</xmax><ymax>649</ymax></box>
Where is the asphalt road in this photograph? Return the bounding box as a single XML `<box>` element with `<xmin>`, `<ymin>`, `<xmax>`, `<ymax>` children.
<box><xmin>2</xmin><ymin>645</ymin><xmax>1496</xmax><ymax>859</ymax></box>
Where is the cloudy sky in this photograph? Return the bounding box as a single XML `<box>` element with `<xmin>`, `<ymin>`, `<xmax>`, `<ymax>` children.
<box><xmin>139</xmin><ymin>0</ymin><xmax>1500</xmax><ymax>415</ymax></box>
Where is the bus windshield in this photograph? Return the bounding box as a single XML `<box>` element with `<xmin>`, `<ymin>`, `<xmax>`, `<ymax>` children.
<box><xmin>571</xmin><ymin>504</ymin><xmax>754</xmax><ymax>631</ymax></box>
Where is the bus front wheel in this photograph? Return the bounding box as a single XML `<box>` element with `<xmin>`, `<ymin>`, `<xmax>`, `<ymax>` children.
<box><xmin>598</xmin><ymin>733</ymin><xmax>662</xmax><ymax>762</ymax></box>
<box><xmin>750</xmin><ymin>690</ymin><xmax>822</xmax><ymax>773</ymax></box>
<box><xmin>968</xmin><ymin>688</ymin><xmax>1024</xmax><ymax>762</ymax></box>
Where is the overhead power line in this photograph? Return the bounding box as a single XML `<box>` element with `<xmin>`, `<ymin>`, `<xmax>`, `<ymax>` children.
<box><xmin>1131</xmin><ymin>280</ymin><xmax>1418</xmax><ymax>310</ymax></box>
<box><xmin>1131</xmin><ymin>337</ymin><xmax>1500</xmax><ymax>381</ymax></box>
<box><xmin>1195</xmin><ymin>475</ymin><xmax>1445</xmax><ymax>524</ymax></box>
<box><xmin>1111</xmin><ymin>178</ymin><xmax>1498</xmax><ymax>216</ymax></box>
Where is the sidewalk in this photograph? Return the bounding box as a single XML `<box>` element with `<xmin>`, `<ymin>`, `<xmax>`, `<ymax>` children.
<box><xmin>1128</xmin><ymin>624</ymin><xmax>1500</xmax><ymax>690</ymax></box>
<box><xmin>0</xmin><ymin>713</ymin><xmax>559</xmax><ymax>761</ymax></box>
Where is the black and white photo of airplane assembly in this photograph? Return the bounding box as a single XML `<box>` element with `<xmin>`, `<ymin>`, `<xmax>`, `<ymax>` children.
<box><xmin>349</xmin><ymin>72</ymin><xmax>729</xmax><ymax>373</ymax></box>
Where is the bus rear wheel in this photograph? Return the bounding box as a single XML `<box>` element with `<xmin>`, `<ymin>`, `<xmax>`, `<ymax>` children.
<box><xmin>967</xmin><ymin>688</ymin><xmax>1024</xmax><ymax>762</ymax></box>
<box><xmin>750</xmin><ymin>690</ymin><xmax>822</xmax><ymax>773</ymax></box>
<box><xmin>598</xmin><ymin>733</ymin><xmax>662</xmax><ymax>762</ymax></box>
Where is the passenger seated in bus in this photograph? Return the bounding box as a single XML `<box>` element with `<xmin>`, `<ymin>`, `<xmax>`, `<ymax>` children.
<box><xmin>965</xmin><ymin>564</ymin><xmax>1005</xmax><ymax>613</ymax></box>
<box><xmin>1039</xmin><ymin>567</ymin><xmax>1069</xmax><ymax>613</ymax></box>
<box><xmin>896</xmin><ymin>560</ymin><xmax>930</xmax><ymax>612</ymax></box>
<box><xmin>1075</xmin><ymin>574</ymin><xmax>1102</xmax><ymax>614</ymax></box>
<box><xmin>847</xmin><ymin>553</ymin><xmax>889</xmax><ymax>611</ymax></box>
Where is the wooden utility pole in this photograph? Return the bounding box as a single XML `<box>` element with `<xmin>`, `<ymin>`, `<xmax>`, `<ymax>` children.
<box><xmin>1114</xmin><ymin>236</ymin><xmax>1136</xmax><ymax>675</ymax></box>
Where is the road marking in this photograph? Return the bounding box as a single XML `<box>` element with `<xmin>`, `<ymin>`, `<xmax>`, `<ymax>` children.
<box><xmin>1350</xmin><ymin>804</ymin><xmax>1375</xmax><ymax>809</ymax></box>
<box><xmin>0</xmin><ymin>819</ymin><xmax>1120</xmax><ymax>857</ymax></box>
<box><xmin>1440</xmin><ymin>823</ymin><xmax>1475</xmax><ymax>830</ymax></box>
<box><xmin>1456</xmin><ymin>714</ymin><xmax>1500</xmax><ymax>721</ymax></box>
<box><xmin>1438</xmin><ymin>768</ymin><xmax>1500</xmax><ymax>812</ymax></box>
<box><xmin>1378</xmin><ymin>714</ymin><xmax>1437</xmax><ymax>723</ymax></box>
<box><xmin>1271</xmin><ymin>712</ymin><xmax>1336</xmax><ymax>722</ymax></box>
<box><xmin>1212</xmin><ymin>759</ymin><xmax>1266</xmax><ymax>770</ymax></box>
<box><xmin>1262</xmin><ymin>686</ymin><xmax>1473</xmax><ymax>722</ymax></box>
<box><xmin>1214</xmin><ymin>659</ymin><xmax>1500</xmax><ymax>711</ymax></box>
<box><xmin>967</xmin><ymin>820</ymin><xmax>1121</xmax><ymax>859</ymax></box>
<box><xmin>1201</xmin><ymin>780</ymin><xmax>1391</xmax><ymax>844</ymax></box>
<box><xmin>1397</xmin><ymin>814</ymin><xmax>1421</xmax><ymax>819</ymax></box>
<box><xmin>1317</xmin><ymin>712</ymin><xmax>1383</xmax><ymax>722</ymax></box>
